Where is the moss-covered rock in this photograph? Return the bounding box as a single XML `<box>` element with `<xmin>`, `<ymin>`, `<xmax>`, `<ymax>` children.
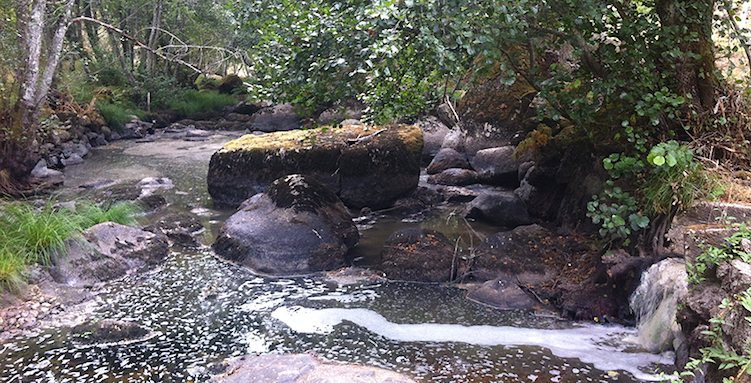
<box><xmin>207</xmin><ymin>124</ymin><xmax>423</xmax><ymax>209</ymax></box>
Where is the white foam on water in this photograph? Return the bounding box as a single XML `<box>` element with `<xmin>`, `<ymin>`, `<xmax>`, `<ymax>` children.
<box><xmin>271</xmin><ymin>306</ymin><xmax>673</xmax><ymax>381</ymax></box>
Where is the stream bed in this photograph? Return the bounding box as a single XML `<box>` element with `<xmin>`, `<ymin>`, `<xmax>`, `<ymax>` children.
<box><xmin>0</xmin><ymin>133</ymin><xmax>673</xmax><ymax>382</ymax></box>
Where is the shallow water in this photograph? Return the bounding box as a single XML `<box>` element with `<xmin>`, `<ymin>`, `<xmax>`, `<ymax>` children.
<box><xmin>0</xmin><ymin>134</ymin><xmax>673</xmax><ymax>382</ymax></box>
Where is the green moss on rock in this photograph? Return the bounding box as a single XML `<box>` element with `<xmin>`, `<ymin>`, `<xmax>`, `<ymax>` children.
<box><xmin>208</xmin><ymin>124</ymin><xmax>423</xmax><ymax>209</ymax></box>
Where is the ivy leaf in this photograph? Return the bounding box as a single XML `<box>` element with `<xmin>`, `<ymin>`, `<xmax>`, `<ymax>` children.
<box><xmin>652</xmin><ymin>155</ymin><xmax>666</xmax><ymax>166</ymax></box>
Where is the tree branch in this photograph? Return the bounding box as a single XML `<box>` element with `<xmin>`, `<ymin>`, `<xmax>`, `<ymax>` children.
<box><xmin>70</xmin><ymin>16</ymin><xmax>202</xmax><ymax>74</ymax></box>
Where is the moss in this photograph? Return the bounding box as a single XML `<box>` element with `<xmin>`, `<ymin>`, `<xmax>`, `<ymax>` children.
<box><xmin>221</xmin><ymin>124</ymin><xmax>420</xmax><ymax>153</ymax></box>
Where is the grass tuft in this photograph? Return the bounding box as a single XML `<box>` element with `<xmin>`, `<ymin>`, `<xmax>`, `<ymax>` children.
<box><xmin>97</xmin><ymin>102</ymin><xmax>145</xmax><ymax>131</ymax></box>
<box><xmin>168</xmin><ymin>90</ymin><xmax>237</xmax><ymax>119</ymax></box>
<box><xmin>0</xmin><ymin>200</ymin><xmax>140</xmax><ymax>292</ymax></box>
<box><xmin>74</xmin><ymin>201</ymin><xmax>140</xmax><ymax>228</ymax></box>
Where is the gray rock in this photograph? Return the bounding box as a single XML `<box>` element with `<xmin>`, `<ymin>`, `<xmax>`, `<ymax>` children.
<box><xmin>470</xmin><ymin>146</ymin><xmax>519</xmax><ymax>186</ymax></box>
<box><xmin>427</xmin><ymin>168</ymin><xmax>478</xmax><ymax>186</ymax></box>
<box><xmin>467</xmin><ymin>277</ymin><xmax>537</xmax><ymax>310</ymax></box>
<box><xmin>213</xmin><ymin>175</ymin><xmax>359</xmax><ymax>275</ymax></box>
<box><xmin>212</xmin><ymin>354</ymin><xmax>415</xmax><ymax>383</ymax></box>
<box><xmin>418</xmin><ymin>116</ymin><xmax>451</xmax><ymax>163</ymax></box>
<box><xmin>465</xmin><ymin>191</ymin><xmax>531</xmax><ymax>228</ymax></box>
<box><xmin>427</xmin><ymin>148</ymin><xmax>470</xmax><ymax>175</ymax></box>
<box><xmin>317</xmin><ymin>101</ymin><xmax>365</xmax><ymax>125</ymax></box>
<box><xmin>440</xmin><ymin>129</ymin><xmax>465</xmax><ymax>152</ymax></box>
<box><xmin>30</xmin><ymin>160</ymin><xmax>63</xmax><ymax>180</ymax></box>
<box><xmin>61</xmin><ymin>153</ymin><xmax>84</xmax><ymax>167</ymax></box>
<box><xmin>49</xmin><ymin>223</ymin><xmax>169</xmax><ymax>287</ymax></box>
<box><xmin>138</xmin><ymin>177</ymin><xmax>174</xmax><ymax>197</ymax></box>
<box><xmin>250</xmin><ymin>103</ymin><xmax>301</xmax><ymax>132</ymax></box>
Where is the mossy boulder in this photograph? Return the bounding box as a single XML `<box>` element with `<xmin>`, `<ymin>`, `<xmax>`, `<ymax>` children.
<box><xmin>207</xmin><ymin>124</ymin><xmax>423</xmax><ymax>209</ymax></box>
<box><xmin>213</xmin><ymin>175</ymin><xmax>359</xmax><ymax>275</ymax></box>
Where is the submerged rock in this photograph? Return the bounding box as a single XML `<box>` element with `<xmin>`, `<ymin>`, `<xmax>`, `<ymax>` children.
<box><xmin>213</xmin><ymin>175</ymin><xmax>359</xmax><ymax>275</ymax></box>
<box><xmin>466</xmin><ymin>277</ymin><xmax>538</xmax><ymax>311</ymax></box>
<box><xmin>50</xmin><ymin>223</ymin><xmax>169</xmax><ymax>287</ymax></box>
<box><xmin>379</xmin><ymin>228</ymin><xmax>462</xmax><ymax>282</ymax></box>
<box><xmin>70</xmin><ymin>319</ymin><xmax>150</xmax><ymax>346</ymax></box>
<box><xmin>207</xmin><ymin>124</ymin><xmax>423</xmax><ymax>209</ymax></box>
<box><xmin>212</xmin><ymin>354</ymin><xmax>415</xmax><ymax>383</ymax></box>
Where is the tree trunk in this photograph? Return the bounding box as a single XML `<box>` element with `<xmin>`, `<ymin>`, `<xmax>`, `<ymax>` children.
<box><xmin>656</xmin><ymin>0</ymin><xmax>719</xmax><ymax>112</ymax></box>
<box><xmin>146</xmin><ymin>0</ymin><xmax>163</xmax><ymax>74</ymax></box>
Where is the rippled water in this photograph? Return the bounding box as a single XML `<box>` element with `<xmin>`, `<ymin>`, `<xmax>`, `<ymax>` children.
<box><xmin>0</xmin><ymin>248</ymin><xmax>670</xmax><ymax>382</ymax></box>
<box><xmin>0</xmin><ymin>135</ymin><xmax>673</xmax><ymax>382</ymax></box>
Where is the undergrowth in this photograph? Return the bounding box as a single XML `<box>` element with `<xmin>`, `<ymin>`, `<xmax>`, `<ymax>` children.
<box><xmin>0</xmin><ymin>200</ymin><xmax>140</xmax><ymax>292</ymax></box>
<box><xmin>168</xmin><ymin>90</ymin><xmax>237</xmax><ymax>119</ymax></box>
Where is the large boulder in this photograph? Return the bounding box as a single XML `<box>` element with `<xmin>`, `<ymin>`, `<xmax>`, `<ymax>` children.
<box><xmin>49</xmin><ymin>223</ymin><xmax>169</xmax><ymax>287</ymax></box>
<box><xmin>465</xmin><ymin>191</ymin><xmax>531</xmax><ymax>228</ymax></box>
<box><xmin>207</xmin><ymin>124</ymin><xmax>423</xmax><ymax>209</ymax></box>
<box><xmin>378</xmin><ymin>228</ymin><xmax>462</xmax><ymax>282</ymax></box>
<box><xmin>213</xmin><ymin>175</ymin><xmax>359</xmax><ymax>275</ymax></box>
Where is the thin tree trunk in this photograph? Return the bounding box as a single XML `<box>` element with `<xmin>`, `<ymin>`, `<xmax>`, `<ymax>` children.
<box><xmin>19</xmin><ymin>0</ymin><xmax>47</xmax><ymax>128</ymax></box>
<box><xmin>35</xmin><ymin>0</ymin><xmax>76</xmax><ymax>113</ymax></box>
<box><xmin>146</xmin><ymin>0</ymin><xmax>163</xmax><ymax>74</ymax></box>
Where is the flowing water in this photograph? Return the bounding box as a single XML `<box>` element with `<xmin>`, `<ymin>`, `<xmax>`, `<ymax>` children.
<box><xmin>0</xmin><ymin>133</ymin><xmax>674</xmax><ymax>382</ymax></box>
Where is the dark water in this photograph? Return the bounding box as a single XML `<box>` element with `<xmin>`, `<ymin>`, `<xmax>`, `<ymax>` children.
<box><xmin>0</xmin><ymin>135</ymin><xmax>673</xmax><ymax>382</ymax></box>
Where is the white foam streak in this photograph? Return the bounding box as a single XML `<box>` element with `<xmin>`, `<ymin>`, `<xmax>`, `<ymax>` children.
<box><xmin>271</xmin><ymin>306</ymin><xmax>672</xmax><ymax>381</ymax></box>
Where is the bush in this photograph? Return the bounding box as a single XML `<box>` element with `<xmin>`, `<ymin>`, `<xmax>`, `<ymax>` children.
<box><xmin>168</xmin><ymin>90</ymin><xmax>237</xmax><ymax>119</ymax></box>
<box><xmin>97</xmin><ymin>102</ymin><xmax>145</xmax><ymax>131</ymax></box>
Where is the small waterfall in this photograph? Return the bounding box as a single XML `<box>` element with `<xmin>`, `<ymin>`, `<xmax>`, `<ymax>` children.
<box><xmin>629</xmin><ymin>258</ymin><xmax>689</xmax><ymax>353</ymax></box>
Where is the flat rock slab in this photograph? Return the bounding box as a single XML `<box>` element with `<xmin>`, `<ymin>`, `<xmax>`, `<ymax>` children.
<box><xmin>213</xmin><ymin>354</ymin><xmax>415</xmax><ymax>383</ymax></box>
<box><xmin>207</xmin><ymin>124</ymin><xmax>423</xmax><ymax>209</ymax></box>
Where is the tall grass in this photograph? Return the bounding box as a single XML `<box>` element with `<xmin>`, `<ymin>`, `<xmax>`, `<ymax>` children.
<box><xmin>98</xmin><ymin>102</ymin><xmax>145</xmax><ymax>131</ymax></box>
<box><xmin>74</xmin><ymin>201</ymin><xmax>140</xmax><ymax>228</ymax></box>
<box><xmin>168</xmin><ymin>90</ymin><xmax>237</xmax><ymax>119</ymax></box>
<box><xmin>0</xmin><ymin>200</ymin><xmax>140</xmax><ymax>292</ymax></box>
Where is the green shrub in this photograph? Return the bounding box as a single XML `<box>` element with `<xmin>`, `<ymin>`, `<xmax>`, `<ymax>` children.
<box><xmin>168</xmin><ymin>90</ymin><xmax>237</xmax><ymax>119</ymax></box>
<box><xmin>97</xmin><ymin>102</ymin><xmax>145</xmax><ymax>131</ymax></box>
